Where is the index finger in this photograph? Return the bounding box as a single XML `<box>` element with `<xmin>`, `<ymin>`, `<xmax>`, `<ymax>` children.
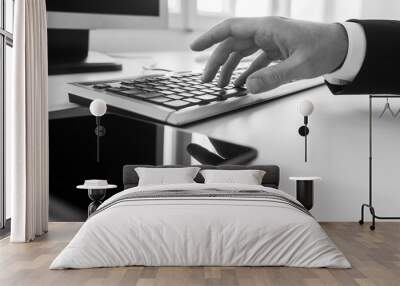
<box><xmin>190</xmin><ymin>18</ymin><xmax>260</xmax><ymax>51</ymax></box>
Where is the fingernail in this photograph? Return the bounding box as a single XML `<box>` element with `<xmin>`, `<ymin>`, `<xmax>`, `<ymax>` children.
<box><xmin>247</xmin><ymin>78</ymin><xmax>262</xmax><ymax>94</ymax></box>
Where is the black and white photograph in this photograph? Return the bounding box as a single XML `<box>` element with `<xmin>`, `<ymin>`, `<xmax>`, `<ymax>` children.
<box><xmin>1</xmin><ymin>0</ymin><xmax>400</xmax><ymax>285</ymax></box>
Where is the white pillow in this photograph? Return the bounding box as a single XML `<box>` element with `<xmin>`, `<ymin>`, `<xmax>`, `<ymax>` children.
<box><xmin>200</xmin><ymin>169</ymin><xmax>266</xmax><ymax>185</ymax></box>
<box><xmin>135</xmin><ymin>167</ymin><xmax>201</xmax><ymax>186</ymax></box>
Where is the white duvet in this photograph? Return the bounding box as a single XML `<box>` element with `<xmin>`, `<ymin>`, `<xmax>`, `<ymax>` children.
<box><xmin>50</xmin><ymin>183</ymin><xmax>350</xmax><ymax>269</ymax></box>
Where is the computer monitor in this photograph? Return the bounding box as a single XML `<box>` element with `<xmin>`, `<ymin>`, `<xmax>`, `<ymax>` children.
<box><xmin>46</xmin><ymin>0</ymin><xmax>168</xmax><ymax>75</ymax></box>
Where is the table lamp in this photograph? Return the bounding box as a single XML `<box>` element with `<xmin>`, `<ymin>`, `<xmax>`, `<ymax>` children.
<box><xmin>298</xmin><ymin>100</ymin><xmax>314</xmax><ymax>162</ymax></box>
<box><xmin>89</xmin><ymin>99</ymin><xmax>107</xmax><ymax>162</ymax></box>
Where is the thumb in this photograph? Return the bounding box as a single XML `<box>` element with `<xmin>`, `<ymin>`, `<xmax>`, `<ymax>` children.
<box><xmin>246</xmin><ymin>57</ymin><xmax>302</xmax><ymax>94</ymax></box>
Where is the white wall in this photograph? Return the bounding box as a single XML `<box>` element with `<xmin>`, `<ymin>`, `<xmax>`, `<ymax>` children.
<box><xmin>89</xmin><ymin>0</ymin><xmax>400</xmax><ymax>54</ymax></box>
<box><xmin>362</xmin><ymin>0</ymin><xmax>400</xmax><ymax>19</ymax></box>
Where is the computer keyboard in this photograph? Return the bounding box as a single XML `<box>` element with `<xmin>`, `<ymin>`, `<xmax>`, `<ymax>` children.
<box><xmin>68</xmin><ymin>67</ymin><xmax>324</xmax><ymax>126</ymax></box>
<box><xmin>94</xmin><ymin>69</ymin><xmax>247</xmax><ymax>108</ymax></box>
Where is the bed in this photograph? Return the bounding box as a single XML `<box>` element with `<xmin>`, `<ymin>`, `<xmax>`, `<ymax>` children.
<box><xmin>50</xmin><ymin>165</ymin><xmax>350</xmax><ymax>269</ymax></box>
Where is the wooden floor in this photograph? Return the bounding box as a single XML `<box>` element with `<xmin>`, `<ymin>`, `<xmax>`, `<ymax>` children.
<box><xmin>0</xmin><ymin>222</ymin><xmax>399</xmax><ymax>286</ymax></box>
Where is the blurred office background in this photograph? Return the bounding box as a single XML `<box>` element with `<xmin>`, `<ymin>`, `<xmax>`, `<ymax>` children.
<box><xmin>90</xmin><ymin>0</ymin><xmax>400</xmax><ymax>53</ymax></box>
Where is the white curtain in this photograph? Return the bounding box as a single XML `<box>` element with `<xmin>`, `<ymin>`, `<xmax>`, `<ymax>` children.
<box><xmin>7</xmin><ymin>0</ymin><xmax>49</xmax><ymax>242</ymax></box>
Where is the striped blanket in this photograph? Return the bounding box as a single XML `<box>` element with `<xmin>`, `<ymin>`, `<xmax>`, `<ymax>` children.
<box><xmin>91</xmin><ymin>189</ymin><xmax>312</xmax><ymax>218</ymax></box>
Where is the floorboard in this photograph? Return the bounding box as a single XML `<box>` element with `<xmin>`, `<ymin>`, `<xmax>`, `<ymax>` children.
<box><xmin>0</xmin><ymin>222</ymin><xmax>399</xmax><ymax>286</ymax></box>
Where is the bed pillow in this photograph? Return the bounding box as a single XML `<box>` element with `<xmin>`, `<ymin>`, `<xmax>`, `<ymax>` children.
<box><xmin>135</xmin><ymin>167</ymin><xmax>201</xmax><ymax>186</ymax></box>
<box><xmin>200</xmin><ymin>169</ymin><xmax>266</xmax><ymax>185</ymax></box>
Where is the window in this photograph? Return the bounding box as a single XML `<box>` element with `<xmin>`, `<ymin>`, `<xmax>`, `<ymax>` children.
<box><xmin>0</xmin><ymin>0</ymin><xmax>13</xmax><ymax>229</ymax></box>
<box><xmin>168</xmin><ymin>0</ymin><xmax>362</xmax><ymax>30</ymax></box>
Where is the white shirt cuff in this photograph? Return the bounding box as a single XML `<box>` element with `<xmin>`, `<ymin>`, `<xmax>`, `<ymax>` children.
<box><xmin>324</xmin><ymin>22</ymin><xmax>367</xmax><ymax>85</ymax></box>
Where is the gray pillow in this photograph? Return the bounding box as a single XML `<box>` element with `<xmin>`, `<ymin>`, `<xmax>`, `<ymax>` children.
<box><xmin>135</xmin><ymin>167</ymin><xmax>201</xmax><ymax>186</ymax></box>
<box><xmin>200</xmin><ymin>169</ymin><xmax>266</xmax><ymax>185</ymax></box>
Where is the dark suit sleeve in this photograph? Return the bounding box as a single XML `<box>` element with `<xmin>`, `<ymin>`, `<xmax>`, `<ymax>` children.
<box><xmin>325</xmin><ymin>19</ymin><xmax>400</xmax><ymax>95</ymax></box>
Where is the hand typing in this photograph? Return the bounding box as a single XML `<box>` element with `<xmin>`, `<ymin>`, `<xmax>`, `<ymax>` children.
<box><xmin>191</xmin><ymin>17</ymin><xmax>348</xmax><ymax>94</ymax></box>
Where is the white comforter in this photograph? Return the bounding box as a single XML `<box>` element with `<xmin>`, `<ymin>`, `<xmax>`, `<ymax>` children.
<box><xmin>50</xmin><ymin>183</ymin><xmax>350</xmax><ymax>269</ymax></box>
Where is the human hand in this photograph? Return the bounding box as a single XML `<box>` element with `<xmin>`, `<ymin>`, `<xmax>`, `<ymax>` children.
<box><xmin>190</xmin><ymin>17</ymin><xmax>348</xmax><ymax>93</ymax></box>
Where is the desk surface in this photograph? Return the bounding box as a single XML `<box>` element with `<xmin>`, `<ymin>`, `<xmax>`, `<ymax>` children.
<box><xmin>49</xmin><ymin>50</ymin><xmax>400</xmax><ymax>221</ymax></box>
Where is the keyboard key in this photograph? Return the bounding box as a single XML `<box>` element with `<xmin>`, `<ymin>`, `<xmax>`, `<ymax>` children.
<box><xmin>109</xmin><ymin>82</ymin><xmax>123</xmax><ymax>87</ymax></box>
<box><xmin>142</xmin><ymin>88</ymin><xmax>158</xmax><ymax>92</ymax></box>
<box><xmin>150</xmin><ymin>97</ymin><xmax>170</xmax><ymax>103</ymax></box>
<box><xmin>134</xmin><ymin>92</ymin><xmax>164</xmax><ymax>99</ymax></box>
<box><xmin>203</xmin><ymin>83</ymin><xmax>215</xmax><ymax>88</ymax></box>
<box><xmin>201</xmin><ymin>89</ymin><xmax>215</xmax><ymax>93</ymax></box>
<box><xmin>166</xmin><ymin>84</ymin><xmax>180</xmax><ymax>88</ymax></box>
<box><xmin>170</xmin><ymin>88</ymin><xmax>185</xmax><ymax>93</ymax></box>
<box><xmin>180</xmin><ymin>92</ymin><xmax>196</xmax><ymax>97</ymax></box>
<box><xmin>160</xmin><ymin>90</ymin><xmax>174</xmax><ymax>95</ymax></box>
<box><xmin>93</xmin><ymin>83</ymin><xmax>111</xmax><ymax>89</ymax></box>
<box><xmin>154</xmin><ymin>86</ymin><xmax>169</xmax><ymax>90</ymax></box>
<box><xmin>176</xmin><ymin>83</ymin><xmax>190</xmax><ymax>87</ymax></box>
<box><xmin>191</xmin><ymin>91</ymin><xmax>206</xmax><ymax>96</ymax></box>
<box><xmin>146</xmin><ymin>82</ymin><xmax>159</xmax><ymax>86</ymax></box>
<box><xmin>163</xmin><ymin>100</ymin><xmax>191</xmax><ymax>108</ymax></box>
<box><xmin>106</xmin><ymin>87</ymin><xmax>129</xmax><ymax>94</ymax></box>
<box><xmin>198</xmin><ymin>101</ymin><xmax>210</xmax><ymax>105</ymax></box>
<box><xmin>120</xmin><ymin>89</ymin><xmax>142</xmax><ymax>95</ymax></box>
<box><xmin>184</xmin><ymin>98</ymin><xmax>201</xmax><ymax>103</ymax></box>
<box><xmin>135</xmin><ymin>84</ymin><xmax>150</xmax><ymax>88</ymax></box>
<box><xmin>213</xmin><ymin>88</ymin><xmax>247</xmax><ymax>98</ymax></box>
<box><xmin>182</xmin><ymin>87</ymin><xmax>196</xmax><ymax>91</ymax></box>
<box><xmin>197</xmin><ymin>94</ymin><xmax>218</xmax><ymax>101</ymax></box>
<box><xmin>167</xmin><ymin>95</ymin><xmax>183</xmax><ymax>100</ymax></box>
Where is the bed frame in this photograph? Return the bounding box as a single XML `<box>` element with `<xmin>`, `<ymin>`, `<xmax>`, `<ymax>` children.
<box><xmin>123</xmin><ymin>165</ymin><xmax>280</xmax><ymax>190</ymax></box>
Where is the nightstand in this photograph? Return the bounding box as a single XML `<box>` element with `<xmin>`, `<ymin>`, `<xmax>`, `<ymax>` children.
<box><xmin>289</xmin><ymin>177</ymin><xmax>321</xmax><ymax>210</ymax></box>
<box><xmin>77</xmin><ymin>182</ymin><xmax>117</xmax><ymax>216</ymax></box>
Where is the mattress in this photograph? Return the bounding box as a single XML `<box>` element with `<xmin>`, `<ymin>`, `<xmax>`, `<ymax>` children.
<box><xmin>50</xmin><ymin>183</ymin><xmax>350</xmax><ymax>269</ymax></box>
